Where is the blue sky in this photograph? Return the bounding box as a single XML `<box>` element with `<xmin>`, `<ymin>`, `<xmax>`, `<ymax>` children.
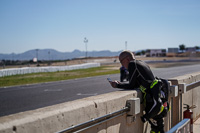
<box><xmin>0</xmin><ymin>0</ymin><xmax>200</xmax><ymax>54</ymax></box>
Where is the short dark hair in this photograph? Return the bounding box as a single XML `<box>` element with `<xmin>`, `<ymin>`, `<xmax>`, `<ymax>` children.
<box><xmin>119</xmin><ymin>50</ymin><xmax>135</xmax><ymax>62</ymax></box>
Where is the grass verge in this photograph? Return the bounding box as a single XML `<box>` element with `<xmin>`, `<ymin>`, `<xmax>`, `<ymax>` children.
<box><xmin>0</xmin><ymin>66</ymin><xmax>119</xmax><ymax>87</ymax></box>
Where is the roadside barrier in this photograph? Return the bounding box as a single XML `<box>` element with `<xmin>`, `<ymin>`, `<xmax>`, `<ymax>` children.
<box><xmin>167</xmin><ymin>72</ymin><xmax>200</xmax><ymax>132</ymax></box>
<box><xmin>166</xmin><ymin>119</ymin><xmax>190</xmax><ymax>133</ymax></box>
<box><xmin>57</xmin><ymin>72</ymin><xmax>200</xmax><ymax>133</ymax></box>
<box><xmin>0</xmin><ymin>72</ymin><xmax>200</xmax><ymax>133</ymax></box>
<box><xmin>57</xmin><ymin>107</ymin><xmax>130</xmax><ymax>133</ymax></box>
<box><xmin>0</xmin><ymin>63</ymin><xmax>100</xmax><ymax>77</ymax></box>
<box><xmin>56</xmin><ymin>98</ymin><xmax>140</xmax><ymax>133</ymax></box>
<box><xmin>0</xmin><ymin>91</ymin><xmax>142</xmax><ymax>133</ymax></box>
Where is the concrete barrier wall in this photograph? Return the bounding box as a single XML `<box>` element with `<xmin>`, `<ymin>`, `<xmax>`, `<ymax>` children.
<box><xmin>0</xmin><ymin>91</ymin><xmax>144</xmax><ymax>133</ymax></box>
<box><xmin>0</xmin><ymin>63</ymin><xmax>100</xmax><ymax>77</ymax></box>
<box><xmin>168</xmin><ymin>72</ymin><xmax>200</xmax><ymax>126</ymax></box>
<box><xmin>0</xmin><ymin>72</ymin><xmax>200</xmax><ymax>133</ymax></box>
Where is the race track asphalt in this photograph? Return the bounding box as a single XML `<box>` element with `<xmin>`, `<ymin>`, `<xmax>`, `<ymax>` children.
<box><xmin>0</xmin><ymin>64</ymin><xmax>200</xmax><ymax>117</ymax></box>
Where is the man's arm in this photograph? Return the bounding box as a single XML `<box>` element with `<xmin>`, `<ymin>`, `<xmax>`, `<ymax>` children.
<box><xmin>117</xmin><ymin>62</ymin><xmax>138</xmax><ymax>89</ymax></box>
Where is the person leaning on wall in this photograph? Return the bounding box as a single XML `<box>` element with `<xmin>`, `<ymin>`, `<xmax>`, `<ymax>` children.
<box><xmin>108</xmin><ymin>50</ymin><xmax>169</xmax><ymax>133</ymax></box>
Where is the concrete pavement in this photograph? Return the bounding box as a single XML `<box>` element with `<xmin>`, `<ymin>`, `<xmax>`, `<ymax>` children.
<box><xmin>194</xmin><ymin>117</ymin><xmax>200</xmax><ymax>133</ymax></box>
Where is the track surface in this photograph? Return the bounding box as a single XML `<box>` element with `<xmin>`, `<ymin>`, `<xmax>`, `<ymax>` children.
<box><xmin>0</xmin><ymin>64</ymin><xmax>200</xmax><ymax>117</ymax></box>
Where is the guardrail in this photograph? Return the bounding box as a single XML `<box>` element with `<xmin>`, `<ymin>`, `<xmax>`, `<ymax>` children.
<box><xmin>0</xmin><ymin>91</ymin><xmax>142</xmax><ymax>133</ymax></box>
<box><xmin>185</xmin><ymin>80</ymin><xmax>200</xmax><ymax>92</ymax></box>
<box><xmin>57</xmin><ymin>98</ymin><xmax>140</xmax><ymax>133</ymax></box>
<box><xmin>166</xmin><ymin>119</ymin><xmax>190</xmax><ymax>133</ymax></box>
<box><xmin>167</xmin><ymin>72</ymin><xmax>200</xmax><ymax>132</ymax></box>
<box><xmin>57</xmin><ymin>73</ymin><xmax>200</xmax><ymax>133</ymax></box>
<box><xmin>57</xmin><ymin>107</ymin><xmax>129</xmax><ymax>133</ymax></box>
<box><xmin>0</xmin><ymin>72</ymin><xmax>200</xmax><ymax>133</ymax></box>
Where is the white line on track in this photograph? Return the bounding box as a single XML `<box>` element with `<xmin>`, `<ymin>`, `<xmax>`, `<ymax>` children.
<box><xmin>77</xmin><ymin>93</ymin><xmax>98</xmax><ymax>96</ymax></box>
<box><xmin>44</xmin><ymin>89</ymin><xmax>62</xmax><ymax>92</ymax></box>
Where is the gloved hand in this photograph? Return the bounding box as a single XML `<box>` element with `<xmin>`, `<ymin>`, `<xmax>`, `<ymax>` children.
<box><xmin>141</xmin><ymin>115</ymin><xmax>149</xmax><ymax>123</ymax></box>
<box><xmin>141</xmin><ymin>116</ymin><xmax>147</xmax><ymax>123</ymax></box>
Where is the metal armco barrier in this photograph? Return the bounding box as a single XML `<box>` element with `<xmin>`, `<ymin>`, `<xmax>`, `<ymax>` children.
<box><xmin>56</xmin><ymin>107</ymin><xmax>130</xmax><ymax>133</ymax></box>
<box><xmin>166</xmin><ymin>119</ymin><xmax>190</xmax><ymax>133</ymax></box>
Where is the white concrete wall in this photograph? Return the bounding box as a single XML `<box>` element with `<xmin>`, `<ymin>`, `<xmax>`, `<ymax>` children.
<box><xmin>0</xmin><ymin>91</ymin><xmax>144</xmax><ymax>133</ymax></box>
<box><xmin>168</xmin><ymin>72</ymin><xmax>200</xmax><ymax>128</ymax></box>
<box><xmin>0</xmin><ymin>63</ymin><xmax>100</xmax><ymax>77</ymax></box>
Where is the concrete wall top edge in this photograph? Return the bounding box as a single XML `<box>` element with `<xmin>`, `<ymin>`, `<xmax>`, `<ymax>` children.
<box><xmin>168</xmin><ymin>71</ymin><xmax>200</xmax><ymax>85</ymax></box>
<box><xmin>0</xmin><ymin>90</ymin><xmax>137</xmax><ymax>132</ymax></box>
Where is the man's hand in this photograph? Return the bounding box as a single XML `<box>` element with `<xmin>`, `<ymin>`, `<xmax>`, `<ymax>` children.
<box><xmin>141</xmin><ymin>116</ymin><xmax>147</xmax><ymax>123</ymax></box>
<box><xmin>141</xmin><ymin>114</ymin><xmax>149</xmax><ymax>123</ymax></box>
<box><xmin>109</xmin><ymin>80</ymin><xmax>120</xmax><ymax>88</ymax></box>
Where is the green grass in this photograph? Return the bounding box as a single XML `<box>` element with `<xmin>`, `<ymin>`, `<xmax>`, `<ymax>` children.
<box><xmin>0</xmin><ymin>66</ymin><xmax>119</xmax><ymax>87</ymax></box>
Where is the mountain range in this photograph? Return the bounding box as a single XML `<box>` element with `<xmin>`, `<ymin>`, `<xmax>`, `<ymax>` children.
<box><xmin>0</xmin><ymin>49</ymin><xmax>122</xmax><ymax>60</ymax></box>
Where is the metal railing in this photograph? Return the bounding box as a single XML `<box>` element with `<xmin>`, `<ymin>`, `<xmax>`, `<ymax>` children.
<box><xmin>168</xmin><ymin>79</ymin><xmax>200</xmax><ymax>132</ymax></box>
<box><xmin>55</xmin><ymin>79</ymin><xmax>200</xmax><ymax>133</ymax></box>
<box><xmin>56</xmin><ymin>97</ymin><xmax>140</xmax><ymax>133</ymax></box>
<box><xmin>186</xmin><ymin>80</ymin><xmax>200</xmax><ymax>91</ymax></box>
<box><xmin>56</xmin><ymin>107</ymin><xmax>130</xmax><ymax>133</ymax></box>
<box><xmin>166</xmin><ymin>119</ymin><xmax>190</xmax><ymax>133</ymax></box>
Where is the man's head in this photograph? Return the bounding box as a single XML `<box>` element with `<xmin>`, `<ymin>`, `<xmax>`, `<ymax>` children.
<box><xmin>119</xmin><ymin>50</ymin><xmax>135</xmax><ymax>69</ymax></box>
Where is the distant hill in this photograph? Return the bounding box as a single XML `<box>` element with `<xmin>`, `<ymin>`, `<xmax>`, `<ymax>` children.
<box><xmin>0</xmin><ymin>49</ymin><xmax>122</xmax><ymax>60</ymax></box>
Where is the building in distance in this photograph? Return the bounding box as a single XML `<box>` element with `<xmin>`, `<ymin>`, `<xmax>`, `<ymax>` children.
<box><xmin>145</xmin><ymin>49</ymin><xmax>166</xmax><ymax>57</ymax></box>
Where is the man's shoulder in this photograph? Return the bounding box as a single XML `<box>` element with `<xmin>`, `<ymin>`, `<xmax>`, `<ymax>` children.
<box><xmin>131</xmin><ymin>60</ymin><xmax>149</xmax><ymax>67</ymax></box>
<box><xmin>129</xmin><ymin>60</ymin><xmax>144</xmax><ymax>68</ymax></box>
<box><xmin>130</xmin><ymin>60</ymin><xmax>143</xmax><ymax>64</ymax></box>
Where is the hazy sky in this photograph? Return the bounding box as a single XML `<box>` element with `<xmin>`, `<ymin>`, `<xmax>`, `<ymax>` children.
<box><xmin>0</xmin><ymin>0</ymin><xmax>200</xmax><ymax>54</ymax></box>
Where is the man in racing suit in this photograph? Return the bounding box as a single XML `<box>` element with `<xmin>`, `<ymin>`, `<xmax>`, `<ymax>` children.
<box><xmin>109</xmin><ymin>50</ymin><xmax>169</xmax><ymax>133</ymax></box>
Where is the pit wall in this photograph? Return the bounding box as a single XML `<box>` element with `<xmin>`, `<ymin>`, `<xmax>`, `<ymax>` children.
<box><xmin>0</xmin><ymin>91</ymin><xmax>144</xmax><ymax>133</ymax></box>
<box><xmin>0</xmin><ymin>72</ymin><xmax>200</xmax><ymax>133</ymax></box>
<box><xmin>168</xmin><ymin>72</ymin><xmax>200</xmax><ymax>127</ymax></box>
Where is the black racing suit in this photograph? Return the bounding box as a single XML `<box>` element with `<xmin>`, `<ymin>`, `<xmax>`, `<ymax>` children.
<box><xmin>117</xmin><ymin>60</ymin><xmax>167</xmax><ymax>133</ymax></box>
